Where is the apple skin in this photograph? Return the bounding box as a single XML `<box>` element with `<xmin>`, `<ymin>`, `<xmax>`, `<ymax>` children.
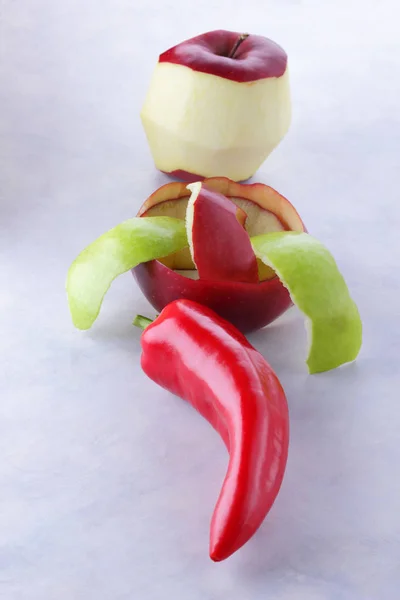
<box><xmin>186</xmin><ymin>182</ymin><xmax>259</xmax><ymax>284</ymax></box>
<box><xmin>133</xmin><ymin>260</ymin><xmax>292</xmax><ymax>334</ymax></box>
<box><xmin>162</xmin><ymin>169</ymin><xmax>207</xmax><ymax>184</ymax></box>
<box><xmin>141</xmin><ymin>30</ymin><xmax>291</xmax><ymax>182</ymax></box>
<box><xmin>137</xmin><ymin>177</ymin><xmax>305</xmax><ymax>232</ymax></box>
<box><xmin>132</xmin><ymin>177</ymin><xmax>306</xmax><ymax>333</ymax></box>
<box><xmin>159</xmin><ymin>30</ymin><xmax>287</xmax><ymax>82</ymax></box>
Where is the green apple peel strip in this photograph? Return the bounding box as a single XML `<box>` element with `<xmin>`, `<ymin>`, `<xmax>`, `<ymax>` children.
<box><xmin>66</xmin><ymin>216</ymin><xmax>188</xmax><ymax>330</ymax></box>
<box><xmin>251</xmin><ymin>232</ymin><xmax>362</xmax><ymax>374</ymax></box>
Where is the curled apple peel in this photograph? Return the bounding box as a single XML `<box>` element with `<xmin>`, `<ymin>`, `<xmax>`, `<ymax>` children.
<box><xmin>67</xmin><ymin>217</ymin><xmax>187</xmax><ymax>330</ymax></box>
<box><xmin>186</xmin><ymin>181</ymin><xmax>259</xmax><ymax>283</ymax></box>
<box><xmin>251</xmin><ymin>232</ymin><xmax>362</xmax><ymax>373</ymax></box>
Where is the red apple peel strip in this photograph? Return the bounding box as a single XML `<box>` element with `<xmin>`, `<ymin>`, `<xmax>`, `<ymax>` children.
<box><xmin>186</xmin><ymin>181</ymin><xmax>259</xmax><ymax>283</ymax></box>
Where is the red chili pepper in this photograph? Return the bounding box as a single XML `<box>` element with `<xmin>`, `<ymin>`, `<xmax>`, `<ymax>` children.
<box><xmin>134</xmin><ymin>299</ymin><xmax>289</xmax><ymax>562</ymax></box>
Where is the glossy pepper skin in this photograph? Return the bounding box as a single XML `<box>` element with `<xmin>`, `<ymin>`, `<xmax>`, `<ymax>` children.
<box><xmin>136</xmin><ymin>299</ymin><xmax>289</xmax><ymax>562</ymax></box>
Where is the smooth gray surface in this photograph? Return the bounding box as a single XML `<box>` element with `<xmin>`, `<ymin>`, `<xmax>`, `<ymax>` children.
<box><xmin>1</xmin><ymin>1</ymin><xmax>399</xmax><ymax>598</ymax></box>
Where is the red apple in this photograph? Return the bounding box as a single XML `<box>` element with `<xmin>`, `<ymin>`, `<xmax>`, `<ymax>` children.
<box><xmin>133</xmin><ymin>178</ymin><xmax>306</xmax><ymax>333</ymax></box>
<box><xmin>141</xmin><ymin>30</ymin><xmax>291</xmax><ymax>182</ymax></box>
<box><xmin>186</xmin><ymin>181</ymin><xmax>259</xmax><ymax>283</ymax></box>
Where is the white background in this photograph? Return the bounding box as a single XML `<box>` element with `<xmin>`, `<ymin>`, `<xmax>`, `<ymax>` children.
<box><xmin>1</xmin><ymin>1</ymin><xmax>399</xmax><ymax>598</ymax></box>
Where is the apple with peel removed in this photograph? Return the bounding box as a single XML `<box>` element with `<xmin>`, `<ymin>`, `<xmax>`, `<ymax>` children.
<box><xmin>133</xmin><ymin>177</ymin><xmax>306</xmax><ymax>333</ymax></box>
<box><xmin>140</xmin><ymin>30</ymin><xmax>291</xmax><ymax>182</ymax></box>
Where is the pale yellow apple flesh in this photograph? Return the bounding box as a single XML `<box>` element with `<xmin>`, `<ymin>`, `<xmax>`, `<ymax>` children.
<box><xmin>140</xmin><ymin>62</ymin><xmax>291</xmax><ymax>181</ymax></box>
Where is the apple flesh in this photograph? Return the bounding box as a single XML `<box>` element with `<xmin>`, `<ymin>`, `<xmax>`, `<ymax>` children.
<box><xmin>133</xmin><ymin>177</ymin><xmax>306</xmax><ymax>333</ymax></box>
<box><xmin>140</xmin><ymin>30</ymin><xmax>291</xmax><ymax>182</ymax></box>
<box><xmin>186</xmin><ymin>181</ymin><xmax>259</xmax><ymax>283</ymax></box>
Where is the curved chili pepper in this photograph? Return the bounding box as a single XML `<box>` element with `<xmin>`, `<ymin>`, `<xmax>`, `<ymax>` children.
<box><xmin>134</xmin><ymin>299</ymin><xmax>289</xmax><ymax>562</ymax></box>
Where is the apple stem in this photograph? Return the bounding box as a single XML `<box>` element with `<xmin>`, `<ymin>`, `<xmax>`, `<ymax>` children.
<box><xmin>228</xmin><ymin>33</ymin><xmax>249</xmax><ymax>59</ymax></box>
<box><xmin>133</xmin><ymin>315</ymin><xmax>154</xmax><ymax>331</ymax></box>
